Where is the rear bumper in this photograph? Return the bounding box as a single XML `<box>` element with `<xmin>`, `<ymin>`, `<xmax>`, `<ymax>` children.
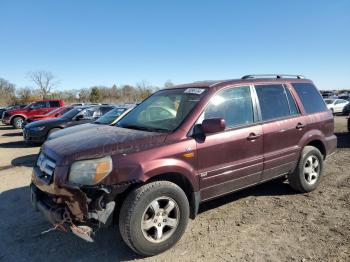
<box><xmin>325</xmin><ymin>135</ymin><xmax>337</xmax><ymax>158</ymax></box>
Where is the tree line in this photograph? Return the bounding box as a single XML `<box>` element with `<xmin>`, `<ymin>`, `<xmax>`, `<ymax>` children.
<box><xmin>0</xmin><ymin>71</ymin><xmax>175</xmax><ymax>106</ymax></box>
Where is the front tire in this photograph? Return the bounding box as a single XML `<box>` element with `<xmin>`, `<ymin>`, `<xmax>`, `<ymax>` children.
<box><xmin>288</xmin><ymin>146</ymin><xmax>323</xmax><ymax>193</ymax></box>
<box><xmin>119</xmin><ymin>181</ymin><xmax>189</xmax><ymax>256</ymax></box>
<box><xmin>12</xmin><ymin>116</ymin><xmax>24</xmax><ymax>129</ymax></box>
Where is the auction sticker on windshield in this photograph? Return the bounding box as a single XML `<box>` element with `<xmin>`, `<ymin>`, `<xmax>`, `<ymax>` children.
<box><xmin>184</xmin><ymin>88</ymin><xmax>206</xmax><ymax>94</ymax></box>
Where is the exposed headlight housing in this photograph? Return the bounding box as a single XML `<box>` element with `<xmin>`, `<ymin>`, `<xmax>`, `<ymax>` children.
<box><xmin>68</xmin><ymin>156</ymin><xmax>113</xmax><ymax>185</ymax></box>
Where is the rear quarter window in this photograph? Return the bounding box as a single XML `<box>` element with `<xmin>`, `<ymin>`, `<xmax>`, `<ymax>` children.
<box><xmin>292</xmin><ymin>83</ymin><xmax>327</xmax><ymax>114</ymax></box>
<box><xmin>49</xmin><ymin>101</ymin><xmax>61</xmax><ymax>107</ymax></box>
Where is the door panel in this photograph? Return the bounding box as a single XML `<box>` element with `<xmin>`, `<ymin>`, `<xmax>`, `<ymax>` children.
<box><xmin>198</xmin><ymin>124</ymin><xmax>263</xmax><ymax>200</ymax></box>
<box><xmin>255</xmin><ymin>84</ymin><xmax>307</xmax><ymax>181</ymax></box>
<box><xmin>261</xmin><ymin>116</ymin><xmax>306</xmax><ymax>180</ymax></box>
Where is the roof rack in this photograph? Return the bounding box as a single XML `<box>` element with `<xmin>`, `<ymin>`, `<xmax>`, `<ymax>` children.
<box><xmin>241</xmin><ymin>74</ymin><xmax>304</xmax><ymax>80</ymax></box>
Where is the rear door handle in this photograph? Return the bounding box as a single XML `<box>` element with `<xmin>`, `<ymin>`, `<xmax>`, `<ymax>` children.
<box><xmin>247</xmin><ymin>133</ymin><xmax>261</xmax><ymax>141</ymax></box>
<box><xmin>296</xmin><ymin>123</ymin><xmax>305</xmax><ymax>130</ymax></box>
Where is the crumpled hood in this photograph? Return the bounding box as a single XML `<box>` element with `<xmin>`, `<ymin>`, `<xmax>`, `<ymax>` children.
<box><xmin>42</xmin><ymin>125</ymin><xmax>168</xmax><ymax>165</ymax></box>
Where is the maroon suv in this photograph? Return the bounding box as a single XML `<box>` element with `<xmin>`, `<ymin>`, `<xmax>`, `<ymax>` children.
<box><xmin>31</xmin><ymin>75</ymin><xmax>337</xmax><ymax>256</ymax></box>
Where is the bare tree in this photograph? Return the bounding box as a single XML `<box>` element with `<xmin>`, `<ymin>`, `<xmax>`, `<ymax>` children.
<box><xmin>0</xmin><ymin>78</ymin><xmax>16</xmax><ymax>106</ymax></box>
<box><xmin>164</xmin><ymin>80</ymin><xmax>174</xmax><ymax>89</ymax></box>
<box><xmin>28</xmin><ymin>71</ymin><xmax>59</xmax><ymax>99</ymax></box>
<box><xmin>17</xmin><ymin>87</ymin><xmax>33</xmax><ymax>103</ymax></box>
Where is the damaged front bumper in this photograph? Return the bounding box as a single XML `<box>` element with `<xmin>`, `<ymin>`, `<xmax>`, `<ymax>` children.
<box><xmin>31</xmin><ymin>165</ymin><xmax>133</xmax><ymax>240</ymax></box>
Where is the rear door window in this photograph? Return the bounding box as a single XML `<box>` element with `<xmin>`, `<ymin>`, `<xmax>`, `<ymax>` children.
<box><xmin>49</xmin><ymin>101</ymin><xmax>60</xmax><ymax>107</ymax></box>
<box><xmin>255</xmin><ymin>84</ymin><xmax>291</xmax><ymax>121</ymax></box>
<box><xmin>100</xmin><ymin>106</ymin><xmax>114</xmax><ymax>115</ymax></box>
<box><xmin>291</xmin><ymin>83</ymin><xmax>327</xmax><ymax>113</ymax></box>
<box><xmin>30</xmin><ymin>101</ymin><xmax>47</xmax><ymax>109</ymax></box>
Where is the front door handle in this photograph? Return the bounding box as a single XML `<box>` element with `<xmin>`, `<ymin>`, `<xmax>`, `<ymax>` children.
<box><xmin>247</xmin><ymin>133</ymin><xmax>261</xmax><ymax>141</ymax></box>
<box><xmin>296</xmin><ymin>123</ymin><xmax>305</xmax><ymax>130</ymax></box>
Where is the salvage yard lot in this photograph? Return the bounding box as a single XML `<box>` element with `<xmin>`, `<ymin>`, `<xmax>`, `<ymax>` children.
<box><xmin>0</xmin><ymin>117</ymin><xmax>349</xmax><ymax>262</ymax></box>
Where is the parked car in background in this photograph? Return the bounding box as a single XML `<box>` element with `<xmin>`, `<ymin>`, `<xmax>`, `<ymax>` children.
<box><xmin>338</xmin><ymin>95</ymin><xmax>350</xmax><ymax>101</ymax></box>
<box><xmin>343</xmin><ymin>102</ymin><xmax>350</xmax><ymax>114</ymax></box>
<box><xmin>47</xmin><ymin>104</ymin><xmax>135</xmax><ymax>141</ymax></box>
<box><xmin>23</xmin><ymin>105</ymin><xmax>114</xmax><ymax>143</ymax></box>
<box><xmin>0</xmin><ymin>107</ymin><xmax>6</xmax><ymax>119</ymax></box>
<box><xmin>348</xmin><ymin>114</ymin><xmax>350</xmax><ymax>132</ymax></box>
<box><xmin>0</xmin><ymin>104</ymin><xmax>27</xmax><ymax>119</ymax></box>
<box><xmin>321</xmin><ymin>90</ymin><xmax>336</xmax><ymax>99</ymax></box>
<box><xmin>324</xmin><ymin>99</ymin><xmax>349</xmax><ymax>114</ymax></box>
<box><xmin>31</xmin><ymin>75</ymin><xmax>336</xmax><ymax>256</ymax></box>
<box><xmin>22</xmin><ymin>106</ymin><xmax>75</xmax><ymax>128</ymax></box>
<box><xmin>2</xmin><ymin>100</ymin><xmax>64</xmax><ymax>128</ymax></box>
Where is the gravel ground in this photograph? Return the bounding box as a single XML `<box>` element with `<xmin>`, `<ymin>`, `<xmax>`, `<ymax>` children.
<box><xmin>0</xmin><ymin>117</ymin><xmax>349</xmax><ymax>262</ymax></box>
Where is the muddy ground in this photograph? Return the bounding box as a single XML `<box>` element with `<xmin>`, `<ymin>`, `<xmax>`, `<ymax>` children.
<box><xmin>0</xmin><ymin>117</ymin><xmax>349</xmax><ymax>262</ymax></box>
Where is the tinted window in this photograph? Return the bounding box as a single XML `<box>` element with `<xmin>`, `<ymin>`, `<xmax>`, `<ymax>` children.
<box><xmin>100</xmin><ymin>106</ymin><xmax>114</xmax><ymax>114</ymax></box>
<box><xmin>255</xmin><ymin>84</ymin><xmax>290</xmax><ymax>121</ymax></box>
<box><xmin>285</xmin><ymin>86</ymin><xmax>299</xmax><ymax>115</ymax></box>
<box><xmin>78</xmin><ymin>107</ymin><xmax>102</xmax><ymax>119</ymax></box>
<box><xmin>30</xmin><ymin>101</ymin><xmax>47</xmax><ymax>109</ymax></box>
<box><xmin>61</xmin><ymin>108</ymin><xmax>84</xmax><ymax>119</ymax></box>
<box><xmin>96</xmin><ymin>107</ymin><xmax>127</xmax><ymax>124</ymax></box>
<box><xmin>49</xmin><ymin>101</ymin><xmax>60</xmax><ymax>107</ymax></box>
<box><xmin>198</xmin><ymin>86</ymin><xmax>254</xmax><ymax>129</ymax></box>
<box><xmin>292</xmin><ymin>83</ymin><xmax>327</xmax><ymax>113</ymax></box>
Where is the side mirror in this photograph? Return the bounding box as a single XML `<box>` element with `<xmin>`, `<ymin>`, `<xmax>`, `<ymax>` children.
<box><xmin>201</xmin><ymin>118</ymin><xmax>225</xmax><ymax>134</ymax></box>
<box><xmin>76</xmin><ymin>114</ymin><xmax>84</xmax><ymax>121</ymax></box>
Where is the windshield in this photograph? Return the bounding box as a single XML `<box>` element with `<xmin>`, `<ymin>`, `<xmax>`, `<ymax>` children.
<box><xmin>61</xmin><ymin>107</ymin><xmax>84</xmax><ymax>119</ymax></box>
<box><xmin>324</xmin><ymin>99</ymin><xmax>334</xmax><ymax>104</ymax></box>
<box><xmin>95</xmin><ymin>107</ymin><xmax>127</xmax><ymax>124</ymax></box>
<box><xmin>117</xmin><ymin>87</ymin><xmax>208</xmax><ymax>132</ymax></box>
<box><xmin>24</xmin><ymin>103</ymin><xmax>33</xmax><ymax>109</ymax></box>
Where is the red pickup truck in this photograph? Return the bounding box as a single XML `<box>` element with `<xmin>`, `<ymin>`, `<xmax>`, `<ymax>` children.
<box><xmin>2</xmin><ymin>99</ymin><xmax>64</xmax><ymax>128</ymax></box>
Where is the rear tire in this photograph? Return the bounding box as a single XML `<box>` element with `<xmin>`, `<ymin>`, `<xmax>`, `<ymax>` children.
<box><xmin>119</xmin><ymin>181</ymin><xmax>189</xmax><ymax>256</ymax></box>
<box><xmin>12</xmin><ymin>116</ymin><xmax>24</xmax><ymax>129</ymax></box>
<box><xmin>288</xmin><ymin>146</ymin><xmax>323</xmax><ymax>193</ymax></box>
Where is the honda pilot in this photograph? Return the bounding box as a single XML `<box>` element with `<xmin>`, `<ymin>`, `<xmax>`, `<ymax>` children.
<box><xmin>30</xmin><ymin>75</ymin><xmax>337</xmax><ymax>256</ymax></box>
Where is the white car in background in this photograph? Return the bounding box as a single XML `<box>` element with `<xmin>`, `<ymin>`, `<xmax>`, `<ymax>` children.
<box><xmin>324</xmin><ymin>99</ymin><xmax>349</xmax><ymax>114</ymax></box>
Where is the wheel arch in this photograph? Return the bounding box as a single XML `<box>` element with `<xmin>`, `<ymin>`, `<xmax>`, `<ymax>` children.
<box><xmin>119</xmin><ymin>171</ymin><xmax>200</xmax><ymax>220</ymax></box>
<box><xmin>305</xmin><ymin>139</ymin><xmax>326</xmax><ymax>159</ymax></box>
<box><xmin>148</xmin><ymin>172</ymin><xmax>199</xmax><ymax>219</ymax></box>
<box><xmin>10</xmin><ymin>114</ymin><xmax>26</xmax><ymax>124</ymax></box>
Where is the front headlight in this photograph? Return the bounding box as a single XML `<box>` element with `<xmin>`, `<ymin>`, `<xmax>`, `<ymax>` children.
<box><xmin>68</xmin><ymin>156</ymin><xmax>113</xmax><ymax>185</ymax></box>
<box><xmin>31</xmin><ymin>126</ymin><xmax>46</xmax><ymax>131</ymax></box>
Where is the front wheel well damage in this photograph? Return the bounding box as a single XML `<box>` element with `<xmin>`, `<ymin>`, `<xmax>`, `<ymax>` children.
<box><xmin>113</xmin><ymin>172</ymin><xmax>198</xmax><ymax>222</ymax></box>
